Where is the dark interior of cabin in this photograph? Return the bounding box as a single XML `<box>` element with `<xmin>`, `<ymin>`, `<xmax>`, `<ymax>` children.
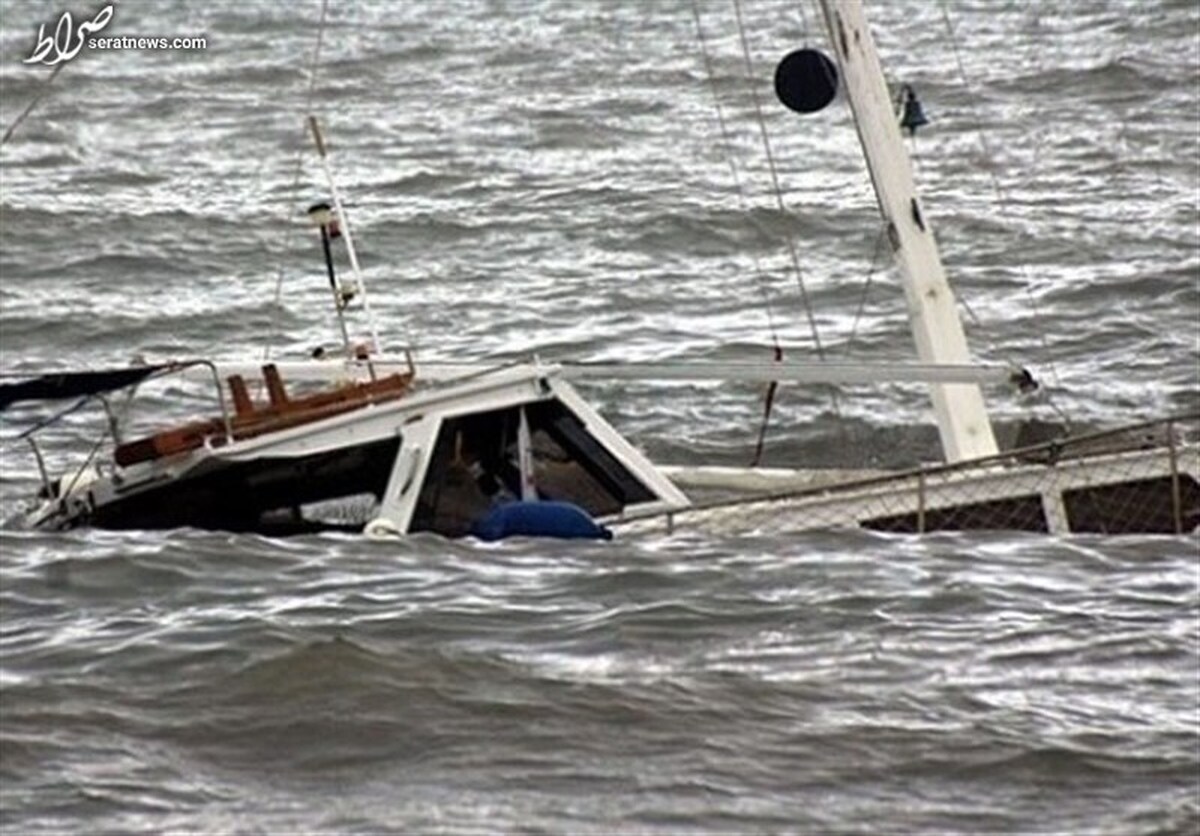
<box><xmin>409</xmin><ymin>400</ymin><xmax>656</xmax><ymax>537</ymax></box>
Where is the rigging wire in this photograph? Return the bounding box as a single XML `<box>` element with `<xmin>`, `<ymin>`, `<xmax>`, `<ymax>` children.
<box><xmin>1</xmin><ymin>63</ymin><xmax>65</xmax><ymax>147</ymax></box>
<box><xmin>59</xmin><ymin>379</ymin><xmax>145</xmax><ymax>499</ymax></box>
<box><xmin>887</xmin><ymin>66</ymin><xmax>1014</xmax><ymax>379</ymax></box>
<box><xmin>690</xmin><ymin>1</ymin><xmax>786</xmax><ymax>466</ymax></box>
<box><xmin>689</xmin><ymin>3</ymin><xmax>782</xmax><ymax>352</ymax></box>
<box><xmin>729</xmin><ymin>0</ymin><xmax>846</xmax><ymax>455</ymax></box>
<box><xmin>935</xmin><ymin>0</ymin><xmax>1071</xmax><ymax>424</ymax></box>
<box><xmin>3</xmin><ymin>394</ymin><xmax>90</xmax><ymax>445</ymax></box>
<box><xmin>794</xmin><ymin>0</ymin><xmax>811</xmax><ymax>44</ymax></box>
<box><xmin>264</xmin><ymin>0</ymin><xmax>331</xmax><ymax>361</ymax></box>
<box><xmin>883</xmin><ymin>56</ymin><xmax>1062</xmax><ymax>423</ymax></box>
<box><xmin>730</xmin><ymin>0</ymin><xmax>828</xmax><ymax>362</ymax></box>
<box><xmin>816</xmin><ymin>0</ymin><xmax>894</xmax><ymax>365</ymax></box>
<box><xmin>843</xmin><ymin>223</ymin><xmax>889</xmax><ymax>354</ymax></box>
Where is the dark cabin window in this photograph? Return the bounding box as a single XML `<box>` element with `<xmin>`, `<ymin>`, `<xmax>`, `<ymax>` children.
<box><xmin>409</xmin><ymin>400</ymin><xmax>656</xmax><ymax>537</ymax></box>
<box><xmin>862</xmin><ymin>494</ymin><xmax>1049</xmax><ymax>533</ymax></box>
<box><xmin>1063</xmin><ymin>475</ymin><xmax>1200</xmax><ymax>533</ymax></box>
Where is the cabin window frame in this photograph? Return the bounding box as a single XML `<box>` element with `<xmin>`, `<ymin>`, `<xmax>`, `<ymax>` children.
<box><xmin>406</xmin><ymin>398</ymin><xmax>658</xmax><ymax>538</ymax></box>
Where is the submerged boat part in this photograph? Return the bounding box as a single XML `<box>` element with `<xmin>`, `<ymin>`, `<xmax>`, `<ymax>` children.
<box><xmin>619</xmin><ymin>415</ymin><xmax>1200</xmax><ymax>537</ymax></box>
<box><xmin>470</xmin><ymin>501</ymin><xmax>613</xmax><ymax>542</ymax></box>
<box><xmin>19</xmin><ymin>362</ymin><xmax>689</xmax><ymax>538</ymax></box>
<box><xmin>5</xmin><ymin>0</ymin><xmax>1195</xmax><ymax>541</ymax></box>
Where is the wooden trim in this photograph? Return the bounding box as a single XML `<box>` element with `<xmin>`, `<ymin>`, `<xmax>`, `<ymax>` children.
<box><xmin>114</xmin><ymin>366</ymin><xmax>413</xmax><ymax>467</ymax></box>
<box><xmin>228</xmin><ymin>375</ymin><xmax>255</xmax><ymax>418</ymax></box>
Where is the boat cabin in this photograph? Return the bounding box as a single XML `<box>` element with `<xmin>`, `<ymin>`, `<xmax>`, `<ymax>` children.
<box><xmin>24</xmin><ymin>362</ymin><xmax>689</xmax><ymax>537</ymax></box>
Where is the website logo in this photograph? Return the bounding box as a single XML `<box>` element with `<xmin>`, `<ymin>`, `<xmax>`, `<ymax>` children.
<box><xmin>24</xmin><ymin>2</ymin><xmax>117</xmax><ymax>66</ymax></box>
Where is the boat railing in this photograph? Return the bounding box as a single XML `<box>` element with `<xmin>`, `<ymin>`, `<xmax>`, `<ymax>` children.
<box><xmin>192</xmin><ymin>359</ymin><xmax>234</xmax><ymax>444</ymax></box>
<box><xmin>623</xmin><ymin>413</ymin><xmax>1200</xmax><ymax>536</ymax></box>
<box><xmin>111</xmin><ymin>361</ymin><xmax>414</xmax><ymax>468</ymax></box>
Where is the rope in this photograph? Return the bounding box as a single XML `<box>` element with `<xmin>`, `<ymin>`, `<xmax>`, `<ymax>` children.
<box><xmin>693</xmin><ymin>2</ymin><xmax>800</xmax><ymax>465</ymax></box>
<box><xmin>264</xmin><ymin>0</ymin><xmax>331</xmax><ymax>360</ymax></box>
<box><xmin>844</xmin><ymin>223</ymin><xmax>889</xmax><ymax>354</ymax></box>
<box><xmin>730</xmin><ymin>0</ymin><xmax>845</xmax><ymax>454</ymax></box>
<box><xmin>60</xmin><ymin>400</ymin><xmax>121</xmax><ymax>500</ymax></box>
<box><xmin>886</xmin><ymin>69</ymin><xmax>1064</xmax><ymax>421</ymax></box>
<box><xmin>693</xmin><ymin>2</ymin><xmax>790</xmax><ymax>466</ymax></box>
<box><xmin>3</xmin><ymin>391</ymin><xmax>119</xmax><ymax>504</ymax></box>
<box><xmin>795</xmin><ymin>0</ymin><xmax>811</xmax><ymax>43</ymax></box>
<box><xmin>936</xmin><ymin>0</ymin><xmax>1070</xmax><ymax>422</ymax></box>
<box><xmin>1</xmin><ymin>63</ymin><xmax>65</xmax><ymax>147</ymax></box>
<box><xmin>731</xmin><ymin>0</ymin><xmax>828</xmax><ymax>361</ymax></box>
<box><xmin>3</xmin><ymin>395</ymin><xmax>90</xmax><ymax>445</ymax></box>
<box><xmin>690</xmin><ymin>2</ymin><xmax>782</xmax><ymax>350</ymax></box>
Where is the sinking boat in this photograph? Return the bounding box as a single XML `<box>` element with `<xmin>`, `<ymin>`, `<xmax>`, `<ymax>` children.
<box><xmin>8</xmin><ymin>359</ymin><xmax>688</xmax><ymax>537</ymax></box>
<box><xmin>3</xmin><ymin>0</ymin><xmax>1197</xmax><ymax>538</ymax></box>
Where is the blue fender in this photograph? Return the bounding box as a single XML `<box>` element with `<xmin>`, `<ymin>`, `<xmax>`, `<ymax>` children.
<box><xmin>470</xmin><ymin>501</ymin><xmax>613</xmax><ymax>542</ymax></box>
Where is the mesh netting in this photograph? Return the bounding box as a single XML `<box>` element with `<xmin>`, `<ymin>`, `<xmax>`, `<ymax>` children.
<box><xmin>618</xmin><ymin>414</ymin><xmax>1200</xmax><ymax>536</ymax></box>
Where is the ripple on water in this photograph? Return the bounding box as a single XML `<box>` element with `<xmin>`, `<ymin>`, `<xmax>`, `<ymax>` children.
<box><xmin>1</xmin><ymin>0</ymin><xmax>1198</xmax><ymax>833</ymax></box>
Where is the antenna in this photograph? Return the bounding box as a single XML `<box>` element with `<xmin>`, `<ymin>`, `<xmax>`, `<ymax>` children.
<box><xmin>307</xmin><ymin>116</ymin><xmax>415</xmax><ymax>376</ymax></box>
<box><xmin>306</xmin><ymin>201</ymin><xmax>353</xmax><ymax>359</ymax></box>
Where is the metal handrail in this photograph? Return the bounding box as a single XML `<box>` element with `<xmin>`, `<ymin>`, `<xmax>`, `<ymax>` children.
<box><xmin>187</xmin><ymin>359</ymin><xmax>233</xmax><ymax>444</ymax></box>
<box><xmin>650</xmin><ymin>412</ymin><xmax>1200</xmax><ymax>516</ymax></box>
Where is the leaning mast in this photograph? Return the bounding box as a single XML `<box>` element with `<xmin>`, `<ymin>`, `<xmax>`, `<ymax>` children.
<box><xmin>817</xmin><ymin>0</ymin><xmax>999</xmax><ymax>462</ymax></box>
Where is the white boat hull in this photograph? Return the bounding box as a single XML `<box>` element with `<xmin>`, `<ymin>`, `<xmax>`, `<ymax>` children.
<box><xmin>615</xmin><ymin>423</ymin><xmax>1200</xmax><ymax>537</ymax></box>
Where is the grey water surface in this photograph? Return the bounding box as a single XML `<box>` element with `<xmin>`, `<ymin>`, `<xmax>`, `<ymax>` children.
<box><xmin>0</xmin><ymin>1</ymin><xmax>1197</xmax><ymax>833</ymax></box>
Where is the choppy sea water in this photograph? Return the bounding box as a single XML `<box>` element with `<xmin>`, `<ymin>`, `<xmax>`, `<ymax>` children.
<box><xmin>0</xmin><ymin>0</ymin><xmax>1197</xmax><ymax>833</ymax></box>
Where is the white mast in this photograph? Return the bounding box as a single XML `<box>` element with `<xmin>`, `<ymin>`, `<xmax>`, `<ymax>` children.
<box><xmin>819</xmin><ymin>0</ymin><xmax>998</xmax><ymax>462</ymax></box>
<box><xmin>308</xmin><ymin>116</ymin><xmax>383</xmax><ymax>356</ymax></box>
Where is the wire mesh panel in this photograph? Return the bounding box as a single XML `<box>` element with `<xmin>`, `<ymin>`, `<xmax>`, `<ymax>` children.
<box><xmin>862</xmin><ymin>494</ymin><xmax>1049</xmax><ymax>534</ymax></box>
<box><xmin>1063</xmin><ymin>476</ymin><xmax>1199</xmax><ymax>534</ymax></box>
<box><xmin>615</xmin><ymin>414</ymin><xmax>1200</xmax><ymax>537</ymax></box>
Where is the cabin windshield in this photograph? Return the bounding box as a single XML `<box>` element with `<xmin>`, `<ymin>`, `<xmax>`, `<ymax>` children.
<box><xmin>410</xmin><ymin>399</ymin><xmax>656</xmax><ymax>537</ymax></box>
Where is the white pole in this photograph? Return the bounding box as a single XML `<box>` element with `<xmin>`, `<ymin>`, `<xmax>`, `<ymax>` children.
<box><xmin>196</xmin><ymin>358</ymin><xmax>1021</xmax><ymax>387</ymax></box>
<box><xmin>517</xmin><ymin>406</ymin><xmax>538</xmax><ymax>501</ymax></box>
<box><xmin>818</xmin><ymin>0</ymin><xmax>999</xmax><ymax>462</ymax></box>
<box><xmin>307</xmin><ymin>116</ymin><xmax>383</xmax><ymax>357</ymax></box>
